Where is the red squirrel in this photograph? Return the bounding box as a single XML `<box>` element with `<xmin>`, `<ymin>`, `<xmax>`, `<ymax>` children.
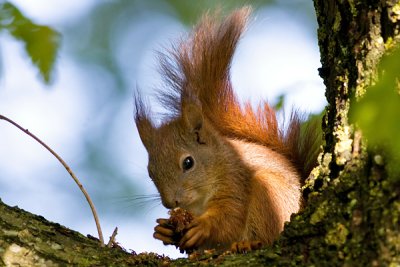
<box><xmin>134</xmin><ymin>7</ymin><xmax>320</xmax><ymax>252</ymax></box>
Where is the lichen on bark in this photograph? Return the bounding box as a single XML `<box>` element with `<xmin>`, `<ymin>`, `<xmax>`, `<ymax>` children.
<box><xmin>290</xmin><ymin>0</ymin><xmax>400</xmax><ymax>265</ymax></box>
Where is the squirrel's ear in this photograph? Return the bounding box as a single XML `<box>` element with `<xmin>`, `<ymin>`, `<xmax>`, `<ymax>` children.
<box><xmin>134</xmin><ymin>93</ymin><xmax>154</xmax><ymax>150</ymax></box>
<box><xmin>135</xmin><ymin>115</ymin><xmax>154</xmax><ymax>150</ymax></box>
<box><xmin>182</xmin><ymin>101</ymin><xmax>204</xmax><ymax>136</ymax></box>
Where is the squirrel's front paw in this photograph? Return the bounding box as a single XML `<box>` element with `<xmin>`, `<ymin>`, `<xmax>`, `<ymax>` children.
<box><xmin>179</xmin><ymin>216</ymin><xmax>211</xmax><ymax>250</ymax></box>
<box><xmin>153</xmin><ymin>218</ymin><xmax>175</xmax><ymax>245</ymax></box>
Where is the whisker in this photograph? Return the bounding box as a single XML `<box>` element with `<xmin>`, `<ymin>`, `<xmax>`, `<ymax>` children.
<box><xmin>112</xmin><ymin>194</ymin><xmax>161</xmax><ymax>211</ymax></box>
<box><xmin>113</xmin><ymin>194</ymin><xmax>160</xmax><ymax>202</ymax></box>
<box><xmin>143</xmin><ymin>201</ymin><xmax>163</xmax><ymax>216</ymax></box>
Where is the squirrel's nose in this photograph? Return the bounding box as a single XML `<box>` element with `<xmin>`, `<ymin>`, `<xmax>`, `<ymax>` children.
<box><xmin>161</xmin><ymin>197</ymin><xmax>179</xmax><ymax>209</ymax></box>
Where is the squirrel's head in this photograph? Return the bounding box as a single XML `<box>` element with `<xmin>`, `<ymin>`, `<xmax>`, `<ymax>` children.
<box><xmin>134</xmin><ymin>7</ymin><xmax>252</xmax><ymax>215</ymax></box>
<box><xmin>135</xmin><ymin>99</ymin><xmax>222</xmax><ymax>216</ymax></box>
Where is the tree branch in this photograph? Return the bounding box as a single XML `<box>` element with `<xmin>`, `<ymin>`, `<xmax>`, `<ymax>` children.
<box><xmin>0</xmin><ymin>114</ymin><xmax>104</xmax><ymax>246</ymax></box>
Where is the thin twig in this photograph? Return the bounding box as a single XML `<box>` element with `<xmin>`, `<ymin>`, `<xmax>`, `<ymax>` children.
<box><xmin>107</xmin><ymin>227</ymin><xmax>119</xmax><ymax>248</ymax></box>
<box><xmin>0</xmin><ymin>114</ymin><xmax>104</xmax><ymax>246</ymax></box>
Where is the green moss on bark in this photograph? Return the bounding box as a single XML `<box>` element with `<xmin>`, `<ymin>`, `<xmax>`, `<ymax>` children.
<box><xmin>0</xmin><ymin>199</ymin><xmax>171</xmax><ymax>266</ymax></box>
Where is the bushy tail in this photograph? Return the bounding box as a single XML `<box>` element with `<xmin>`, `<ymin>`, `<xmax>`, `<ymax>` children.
<box><xmin>157</xmin><ymin>7</ymin><xmax>321</xmax><ymax>180</ymax></box>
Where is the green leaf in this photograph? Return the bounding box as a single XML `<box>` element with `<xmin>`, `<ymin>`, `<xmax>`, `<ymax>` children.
<box><xmin>349</xmin><ymin>46</ymin><xmax>400</xmax><ymax>164</ymax></box>
<box><xmin>273</xmin><ymin>94</ymin><xmax>285</xmax><ymax>111</ymax></box>
<box><xmin>0</xmin><ymin>2</ymin><xmax>61</xmax><ymax>83</ymax></box>
<box><xmin>165</xmin><ymin>0</ymin><xmax>273</xmax><ymax>25</ymax></box>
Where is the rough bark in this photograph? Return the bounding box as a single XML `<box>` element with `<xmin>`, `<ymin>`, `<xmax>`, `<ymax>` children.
<box><xmin>273</xmin><ymin>0</ymin><xmax>400</xmax><ymax>265</ymax></box>
<box><xmin>1</xmin><ymin>0</ymin><xmax>400</xmax><ymax>266</ymax></box>
<box><xmin>0</xmin><ymin>199</ymin><xmax>170</xmax><ymax>266</ymax></box>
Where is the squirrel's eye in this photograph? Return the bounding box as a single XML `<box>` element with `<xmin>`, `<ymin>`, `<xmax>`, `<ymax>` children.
<box><xmin>182</xmin><ymin>156</ymin><xmax>194</xmax><ymax>171</ymax></box>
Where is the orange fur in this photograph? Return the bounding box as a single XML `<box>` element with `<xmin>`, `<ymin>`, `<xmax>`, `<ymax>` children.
<box><xmin>135</xmin><ymin>7</ymin><xmax>321</xmax><ymax>252</ymax></box>
<box><xmin>157</xmin><ymin>7</ymin><xmax>319</xmax><ymax>180</ymax></box>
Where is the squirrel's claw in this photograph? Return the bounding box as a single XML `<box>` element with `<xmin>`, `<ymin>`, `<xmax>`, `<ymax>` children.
<box><xmin>230</xmin><ymin>240</ymin><xmax>263</xmax><ymax>253</ymax></box>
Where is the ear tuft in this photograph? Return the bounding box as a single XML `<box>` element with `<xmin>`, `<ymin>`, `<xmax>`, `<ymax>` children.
<box><xmin>134</xmin><ymin>91</ymin><xmax>154</xmax><ymax>149</ymax></box>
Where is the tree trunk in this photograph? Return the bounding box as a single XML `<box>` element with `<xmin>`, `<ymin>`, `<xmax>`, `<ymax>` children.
<box><xmin>272</xmin><ymin>0</ymin><xmax>400</xmax><ymax>265</ymax></box>
<box><xmin>1</xmin><ymin>1</ymin><xmax>400</xmax><ymax>266</ymax></box>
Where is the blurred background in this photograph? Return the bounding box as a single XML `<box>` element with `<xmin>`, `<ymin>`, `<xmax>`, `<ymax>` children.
<box><xmin>0</xmin><ymin>0</ymin><xmax>325</xmax><ymax>258</ymax></box>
